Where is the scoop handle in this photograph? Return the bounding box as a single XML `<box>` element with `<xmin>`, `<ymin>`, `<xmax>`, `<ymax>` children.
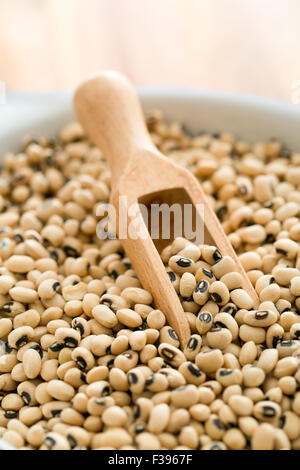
<box><xmin>74</xmin><ymin>71</ymin><xmax>156</xmax><ymax>182</ymax></box>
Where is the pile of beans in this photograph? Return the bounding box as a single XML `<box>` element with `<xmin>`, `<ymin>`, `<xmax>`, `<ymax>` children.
<box><xmin>0</xmin><ymin>114</ymin><xmax>299</xmax><ymax>450</ymax></box>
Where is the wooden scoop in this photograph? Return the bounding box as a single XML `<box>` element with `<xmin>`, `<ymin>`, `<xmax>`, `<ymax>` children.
<box><xmin>74</xmin><ymin>71</ymin><xmax>259</xmax><ymax>347</ymax></box>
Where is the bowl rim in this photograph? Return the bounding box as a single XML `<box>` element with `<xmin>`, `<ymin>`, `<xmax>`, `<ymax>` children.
<box><xmin>5</xmin><ymin>87</ymin><xmax>300</xmax><ymax>115</ymax></box>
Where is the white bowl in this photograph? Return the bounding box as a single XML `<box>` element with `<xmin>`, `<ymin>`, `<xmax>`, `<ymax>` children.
<box><xmin>0</xmin><ymin>89</ymin><xmax>300</xmax><ymax>451</ymax></box>
<box><xmin>1</xmin><ymin>90</ymin><xmax>300</xmax><ymax>157</ymax></box>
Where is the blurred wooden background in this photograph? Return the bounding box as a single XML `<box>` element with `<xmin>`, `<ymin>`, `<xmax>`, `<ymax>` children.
<box><xmin>0</xmin><ymin>0</ymin><xmax>299</xmax><ymax>102</ymax></box>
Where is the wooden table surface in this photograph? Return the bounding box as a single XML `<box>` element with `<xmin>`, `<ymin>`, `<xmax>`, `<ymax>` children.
<box><xmin>0</xmin><ymin>0</ymin><xmax>299</xmax><ymax>103</ymax></box>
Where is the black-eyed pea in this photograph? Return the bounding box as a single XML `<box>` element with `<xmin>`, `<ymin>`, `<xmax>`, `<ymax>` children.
<box><xmin>81</xmin><ymin>293</ymin><xmax>100</xmax><ymax>318</ymax></box>
<box><xmin>209</xmin><ymin>282</ymin><xmax>230</xmax><ymax>306</ymax></box>
<box><xmin>205</xmin><ymin>414</ymin><xmax>226</xmax><ymax>440</ymax></box>
<box><xmin>243</xmin><ymin>387</ymin><xmax>264</xmax><ymax>403</ymax></box>
<box><xmin>46</xmin><ymin>379</ymin><xmax>75</xmax><ymax>401</ymax></box>
<box><xmin>44</xmin><ymin>432</ymin><xmax>71</xmax><ymax>450</ymax></box>
<box><xmin>8</xmin><ymin>326</ymin><xmax>34</xmax><ymax>349</ymax></box>
<box><xmin>166</xmin><ymin>269</ymin><xmax>180</xmax><ymax>293</ymax></box>
<box><xmin>196</xmin><ymin>349</ymin><xmax>224</xmax><ymax>375</ymax></box>
<box><xmin>274</xmin><ymin>429</ymin><xmax>291</xmax><ymax>450</ymax></box>
<box><xmin>206</xmin><ymin>328</ymin><xmax>232</xmax><ymax>350</ymax></box>
<box><xmin>19</xmin><ymin>406</ymin><xmax>43</xmax><ymax>426</ymax></box>
<box><xmin>218</xmin><ymin>403</ymin><xmax>237</xmax><ymax>428</ymax></box>
<box><xmin>147</xmin><ymin>403</ymin><xmax>170</xmax><ymax>434</ymax></box>
<box><xmin>279</xmin><ymin>411</ymin><xmax>300</xmax><ymax>440</ymax></box>
<box><xmin>166</xmin><ymin>408</ymin><xmax>189</xmax><ymax>434</ymax></box>
<box><xmin>6</xmin><ymin>255</ymin><xmax>35</xmax><ymax>274</ymax></box>
<box><xmin>180</xmin><ymin>273</ymin><xmax>196</xmax><ymax>298</ymax></box>
<box><xmin>65</xmin><ymin>426</ymin><xmax>91</xmax><ymax>448</ymax></box>
<box><xmin>60</xmin><ymin>407</ymin><xmax>84</xmax><ymax>427</ymax></box>
<box><xmin>171</xmin><ymin>385</ymin><xmax>198</xmax><ymax>408</ymax></box>
<box><xmin>193</xmin><ymin>280</ymin><xmax>210</xmax><ymax>306</ymax></box>
<box><xmin>253</xmin><ymin>400</ymin><xmax>281</xmax><ymax>422</ymax></box>
<box><xmin>157</xmin><ymin>432</ymin><xmax>177</xmax><ymax>450</ymax></box>
<box><xmin>189</xmin><ymin>404</ymin><xmax>210</xmax><ymax>422</ymax></box>
<box><xmin>145</xmin><ymin>373</ymin><xmax>168</xmax><ymax>393</ymax></box>
<box><xmin>0</xmin><ymin>353</ymin><xmax>18</xmax><ymax>374</ymax></box>
<box><xmin>40</xmin><ymin>306</ymin><xmax>63</xmax><ymax>326</ymax></box>
<box><xmin>158</xmin><ymin>343</ymin><xmax>185</xmax><ymax>368</ymax></box>
<box><xmin>168</xmin><ymin>256</ymin><xmax>195</xmax><ymax>275</ymax></box>
<box><xmin>195</xmin><ymin>312</ymin><xmax>213</xmax><ymax>335</ymax></box>
<box><xmin>274</xmin><ymin>238</ymin><xmax>299</xmax><ymax>260</ymax></box>
<box><xmin>0</xmin><ymin>318</ymin><xmax>12</xmax><ymax>338</ymax></box>
<box><xmin>148</xmin><ymin>357</ymin><xmax>165</xmax><ymax>372</ymax></box>
<box><xmin>72</xmin><ymin>347</ymin><xmax>95</xmax><ymax>371</ymax></box>
<box><xmin>214</xmin><ymin>312</ymin><xmax>239</xmax><ymax>341</ymax></box>
<box><xmin>92</xmin><ymin>305</ymin><xmax>117</xmax><ymax>329</ymax></box>
<box><xmin>1</xmin><ymin>393</ymin><xmax>24</xmax><ymax>412</ymax></box>
<box><xmin>57</xmin><ymin>360</ymin><xmax>77</xmax><ymax>381</ymax></box>
<box><xmin>140</xmin><ymin>344</ymin><xmax>157</xmax><ymax>364</ymax></box>
<box><xmin>280</xmin><ymin>311</ymin><xmax>300</xmax><ymax>331</ymax></box>
<box><xmin>146</xmin><ymin>310</ymin><xmax>166</xmax><ymax>330</ymax></box>
<box><xmin>2</xmin><ymin>429</ymin><xmax>24</xmax><ymax>448</ymax></box>
<box><xmin>264</xmin><ymin>386</ymin><xmax>282</xmax><ymax>403</ymax></box>
<box><xmin>178</xmin><ymin>425</ymin><xmax>199</xmax><ymax>449</ymax></box>
<box><xmin>228</xmin><ymin>395</ymin><xmax>253</xmax><ymax>417</ymax></box>
<box><xmin>89</xmin><ymin>335</ymin><xmax>113</xmax><ymax>357</ymax></box>
<box><xmin>121</xmin><ymin>287</ymin><xmax>152</xmax><ymax>306</ymax></box>
<box><xmin>216</xmin><ymin>369</ymin><xmax>242</xmax><ymax>387</ymax></box>
<box><xmin>251</xmin><ymin>423</ymin><xmax>276</xmax><ymax>450</ymax></box>
<box><xmin>13</xmin><ymin>309</ymin><xmax>40</xmax><ymax>329</ymax></box>
<box><xmin>238</xmin><ymin>416</ymin><xmax>258</xmax><ymax>439</ymax></box>
<box><xmin>242</xmin><ymin>365</ymin><xmax>265</xmax><ymax>387</ymax></box>
<box><xmin>266</xmin><ymin>324</ymin><xmax>284</xmax><ymax>349</ymax></box>
<box><xmin>71</xmin><ymin>318</ymin><xmax>90</xmax><ymax>339</ymax></box>
<box><xmin>230</xmin><ymin>289</ymin><xmax>254</xmax><ymax>310</ymax></box>
<box><xmin>110</xmin><ymin>335</ymin><xmax>129</xmax><ymax>356</ymax></box>
<box><xmin>40</xmin><ymin>359</ymin><xmax>58</xmax><ymax>382</ymax></box>
<box><xmin>114</xmin><ymin>351</ymin><xmax>138</xmax><ymax>372</ymax></box>
<box><xmin>133</xmin><ymin>396</ymin><xmax>153</xmax><ymax>423</ymax></box>
<box><xmin>223</xmin><ymin>353</ymin><xmax>240</xmax><ymax>370</ymax></box>
<box><xmin>290</xmin><ymin>323</ymin><xmax>300</xmax><ymax>340</ymax></box>
<box><xmin>127</xmin><ymin>368</ymin><xmax>146</xmax><ymax>394</ymax></box>
<box><xmin>0</xmin><ymin>275</ymin><xmax>15</xmax><ymax>295</ymax></box>
<box><xmin>58</xmin><ymin>347</ymin><xmax>73</xmax><ymax>364</ymax></box>
<box><xmin>239</xmin><ymin>325</ymin><xmax>266</xmax><ymax>344</ymax></box>
<box><xmin>220</xmin><ymin>272</ymin><xmax>243</xmax><ymax>291</ymax></box>
<box><xmin>54</xmin><ymin>327</ymin><xmax>81</xmax><ymax>348</ymax></box>
<box><xmin>239</xmin><ymin>341</ymin><xmax>257</xmax><ymax>366</ymax></box>
<box><xmin>86</xmin><ymin>366</ymin><xmax>108</xmax><ymax>384</ymax></box>
<box><xmin>222</xmin><ymin>384</ymin><xmax>242</xmax><ymax>404</ymax></box>
<box><xmin>277</xmin><ymin>340</ymin><xmax>300</xmax><ymax>358</ymax></box>
<box><xmin>184</xmin><ymin>334</ymin><xmax>202</xmax><ymax>361</ymax></box>
<box><xmin>64</xmin><ymin>368</ymin><xmax>86</xmax><ymax>388</ymax></box>
<box><xmin>109</xmin><ymin>368</ymin><xmax>129</xmax><ymax>392</ymax></box>
<box><xmin>97</xmin><ymin>354</ymin><xmax>115</xmax><ymax>369</ymax></box>
<box><xmin>116</xmin><ymin>308</ymin><xmax>142</xmax><ymax>328</ymax></box>
<box><xmin>259</xmin><ymin>283</ymin><xmax>281</xmax><ymax>303</ymax></box>
<box><xmin>178</xmin><ymin>362</ymin><xmax>206</xmax><ymax>386</ymax></box>
<box><xmin>145</xmin><ymin>328</ymin><xmax>160</xmax><ymax>344</ymax></box>
<box><xmin>72</xmin><ymin>393</ymin><xmax>88</xmax><ymax>414</ymax></box>
<box><xmin>223</xmin><ymin>428</ymin><xmax>246</xmax><ymax>450</ymax></box>
<box><xmin>159</xmin><ymin>326</ymin><xmax>180</xmax><ymax>348</ymax></box>
<box><xmin>243</xmin><ymin>309</ymin><xmax>278</xmax><ymax>328</ymax></box>
<box><xmin>47</xmin><ymin>319</ymin><xmax>70</xmax><ymax>334</ymax></box>
<box><xmin>274</xmin><ymin>356</ymin><xmax>298</xmax><ymax>378</ymax></box>
<box><xmin>195</xmin><ymin>266</ymin><xmax>216</xmax><ymax>284</ymax></box>
<box><xmin>278</xmin><ymin>376</ymin><xmax>297</xmax><ymax>395</ymax></box>
<box><xmin>87</xmin><ymin>396</ymin><xmax>114</xmax><ymax>417</ymax></box>
<box><xmin>17</xmin><ymin>381</ymin><xmax>37</xmax><ymax>407</ymax></box>
<box><xmin>83</xmin><ymin>415</ymin><xmax>102</xmax><ymax>433</ymax></box>
<box><xmin>129</xmin><ymin>331</ymin><xmax>147</xmax><ymax>351</ymax></box>
<box><xmin>22</xmin><ymin>348</ymin><xmax>42</xmax><ymax>379</ymax></box>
